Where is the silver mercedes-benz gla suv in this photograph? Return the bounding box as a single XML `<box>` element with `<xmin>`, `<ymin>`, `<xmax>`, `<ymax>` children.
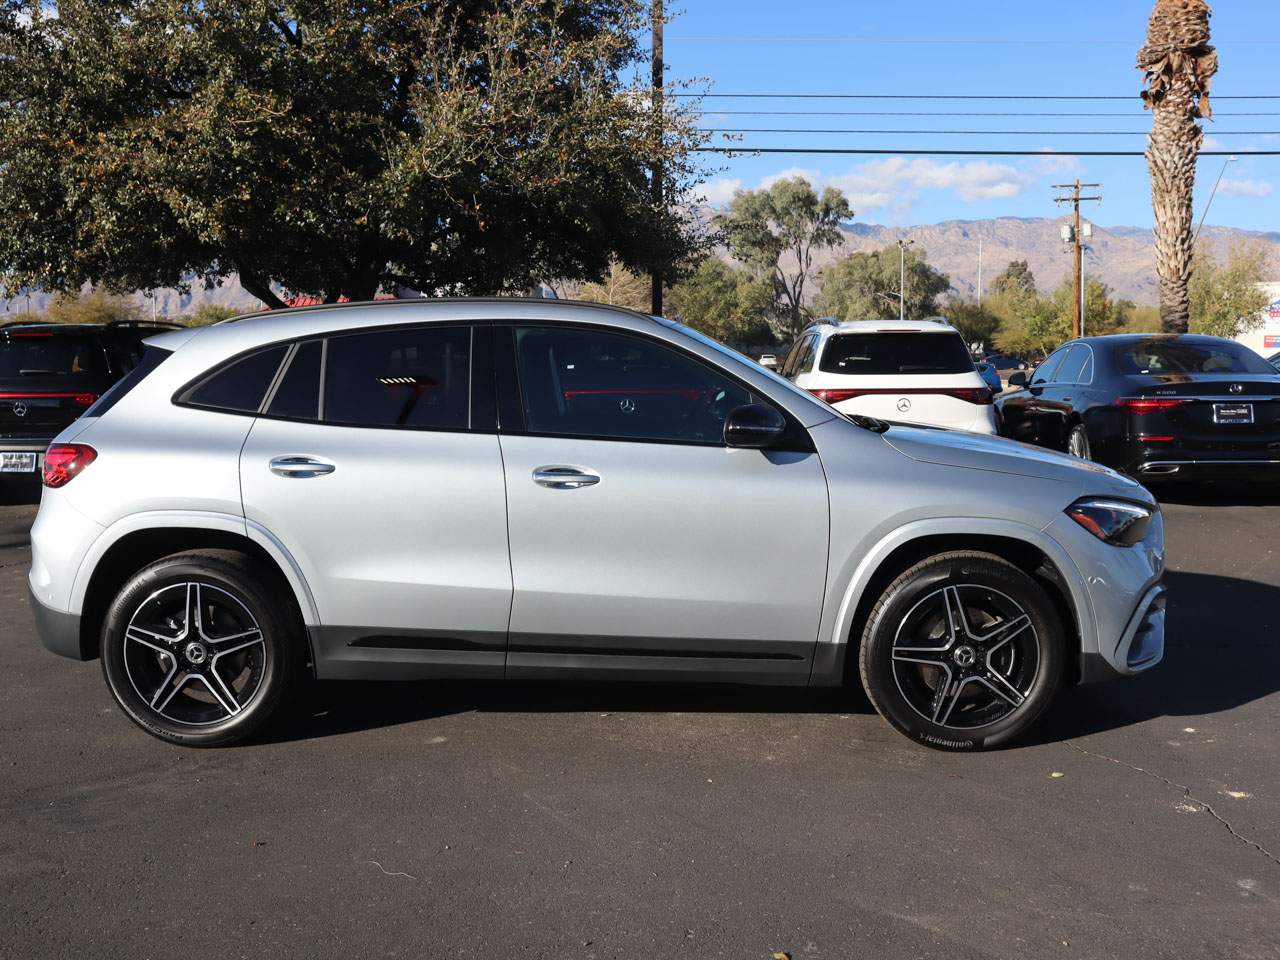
<box><xmin>27</xmin><ymin>300</ymin><xmax>1166</xmax><ymax>750</ymax></box>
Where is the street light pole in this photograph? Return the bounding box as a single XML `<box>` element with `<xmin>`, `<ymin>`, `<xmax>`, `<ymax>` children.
<box><xmin>898</xmin><ymin>238</ymin><xmax>914</xmax><ymax>321</ymax></box>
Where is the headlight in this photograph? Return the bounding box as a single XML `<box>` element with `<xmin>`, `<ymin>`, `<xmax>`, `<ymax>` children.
<box><xmin>1066</xmin><ymin>498</ymin><xmax>1154</xmax><ymax>547</ymax></box>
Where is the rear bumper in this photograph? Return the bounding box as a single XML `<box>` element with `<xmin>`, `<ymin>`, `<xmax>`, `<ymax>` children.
<box><xmin>0</xmin><ymin>437</ymin><xmax>53</xmax><ymax>453</ymax></box>
<box><xmin>27</xmin><ymin>581</ymin><xmax>89</xmax><ymax>660</ymax></box>
<box><xmin>1130</xmin><ymin>456</ymin><xmax>1280</xmax><ymax>481</ymax></box>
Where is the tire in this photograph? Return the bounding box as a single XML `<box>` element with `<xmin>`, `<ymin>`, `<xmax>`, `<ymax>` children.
<box><xmin>1067</xmin><ymin>424</ymin><xmax>1091</xmax><ymax>461</ymax></box>
<box><xmin>858</xmin><ymin>551</ymin><xmax>1066</xmax><ymax>751</ymax></box>
<box><xmin>100</xmin><ymin>550</ymin><xmax>298</xmax><ymax>747</ymax></box>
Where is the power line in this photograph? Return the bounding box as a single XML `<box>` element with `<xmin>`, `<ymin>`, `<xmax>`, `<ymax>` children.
<box><xmin>694</xmin><ymin>147</ymin><xmax>1280</xmax><ymax>156</ymax></box>
<box><xmin>676</xmin><ymin>93</ymin><xmax>1280</xmax><ymax>100</ymax></box>
<box><xmin>697</xmin><ymin>110</ymin><xmax>1280</xmax><ymax>118</ymax></box>
<box><xmin>666</xmin><ymin>35</ymin><xmax>1280</xmax><ymax>46</ymax></box>
<box><xmin>699</xmin><ymin>127</ymin><xmax>1280</xmax><ymax>136</ymax></box>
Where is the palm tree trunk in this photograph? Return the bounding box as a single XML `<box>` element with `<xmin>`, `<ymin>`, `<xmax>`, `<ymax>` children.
<box><xmin>1138</xmin><ymin>0</ymin><xmax>1217</xmax><ymax>335</ymax></box>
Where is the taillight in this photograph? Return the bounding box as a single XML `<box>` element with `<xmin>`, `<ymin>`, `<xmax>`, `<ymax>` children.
<box><xmin>42</xmin><ymin>443</ymin><xmax>97</xmax><ymax>488</ymax></box>
<box><xmin>73</xmin><ymin>393</ymin><xmax>98</xmax><ymax>407</ymax></box>
<box><xmin>808</xmin><ymin>387</ymin><xmax>993</xmax><ymax>406</ymax></box>
<box><xmin>1116</xmin><ymin>397</ymin><xmax>1191</xmax><ymax>415</ymax></box>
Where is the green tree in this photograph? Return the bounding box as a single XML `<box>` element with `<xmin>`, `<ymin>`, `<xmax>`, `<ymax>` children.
<box><xmin>717</xmin><ymin>177</ymin><xmax>853</xmax><ymax>340</ymax></box>
<box><xmin>943</xmin><ymin>300</ymin><xmax>1001</xmax><ymax>352</ymax></box>
<box><xmin>182</xmin><ymin>304</ymin><xmax>243</xmax><ymax>326</ymax></box>
<box><xmin>1188</xmin><ymin>242</ymin><xmax>1271</xmax><ymax>338</ymax></box>
<box><xmin>41</xmin><ymin>285</ymin><xmax>142</xmax><ymax>324</ymax></box>
<box><xmin>988</xmin><ymin>260</ymin><xmax>1038</xmax><ymax>299</ymax></box>
<box><xmin>0</xmin><ymin>1</ymin><xmax>707</xmax><ymax>307</ymax></box>
<box><xmin>666</xmin><ymin>258</ymin><xmax>773</xmax><ymax>346</ymax></box>
<box><xmin>814</xmin><ymin>245</ymin><xmax>951</xmax><ymax>321</ymax></box>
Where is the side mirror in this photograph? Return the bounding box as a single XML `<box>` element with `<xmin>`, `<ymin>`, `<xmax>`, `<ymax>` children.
<box><xmin>1007</xmin><ymin>371</ymin><xmax>1028</xmax><ymax>388</ymax></box>
<box><xmin>724</xmin><ymin>403</ymin><xmax>786</xmax><ymax>449</ymax></box>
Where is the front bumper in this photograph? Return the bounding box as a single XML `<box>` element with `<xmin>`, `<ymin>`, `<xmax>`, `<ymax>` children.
<box><xmin>27</xmin><ymin>581</ymin><xmax>89</xmax><ymax>660</ymax></box>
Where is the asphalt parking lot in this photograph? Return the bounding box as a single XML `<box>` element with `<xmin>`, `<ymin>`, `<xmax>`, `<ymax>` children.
<box><xmin>1</xmin><ymin>476</ymin><xmax>1278</xmax><ymax>960</ymax></box>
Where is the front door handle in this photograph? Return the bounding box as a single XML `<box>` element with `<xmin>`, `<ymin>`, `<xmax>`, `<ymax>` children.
<box><xmin>270</xmin><ymin>455</ymin><xmax>336</xmax><ymax>478</ymax></box>
<box><xmin>532</xmin><ymin>465</ymin><xmax>600</xmax><ymax>489</ymax></box>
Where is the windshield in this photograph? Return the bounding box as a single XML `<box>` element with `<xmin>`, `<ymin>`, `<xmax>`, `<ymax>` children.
<box><xmin>0</xmin><ymin>332</ymin><xmax>106</xmax><ymax>377</ymax></box>
<box><xmin>819</xmin><ymin>333</ymin><xmax>975</xmax><ymax>375</ymax></box>
<box><xmin>1120</xmin><ymin>339</ymin><xmax>1276</xmax><ymax>376</ymax></box>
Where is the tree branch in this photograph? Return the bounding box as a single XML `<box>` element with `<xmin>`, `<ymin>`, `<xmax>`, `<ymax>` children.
<box><xmin>268</xmin><ymin>10</ymin><xmax>302</xmax><ymax>49</ymax></box>
<box><xmin>235</xmin><ymin>262</ymin><xmax>286</xmax><ymax>309</ymax></box>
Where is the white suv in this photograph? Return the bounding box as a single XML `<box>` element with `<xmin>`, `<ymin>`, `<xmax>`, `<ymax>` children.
<box><xmin>781</xmin><ymin>319</ymin><xmax>997</xmax><ymax>434</ymax></box>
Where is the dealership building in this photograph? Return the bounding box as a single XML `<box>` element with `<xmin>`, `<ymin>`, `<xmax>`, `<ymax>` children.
<box><xmin>1237</xmin><ymin>282</ymin><xmax>1280</xmax><ymax>357</ymax></box>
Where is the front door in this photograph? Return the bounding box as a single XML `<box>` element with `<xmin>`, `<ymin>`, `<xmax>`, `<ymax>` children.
<box><xmin>496</xmin><ymin>323</ymin><xmax>830</xmax><ymax>683</ymax></box>
<box><xmin>239</xmin><ymin>323</ymin><xmax>511</xmax><ymax>679</ymax></box>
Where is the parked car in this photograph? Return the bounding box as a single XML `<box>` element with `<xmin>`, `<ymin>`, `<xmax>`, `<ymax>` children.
<box><xmin>780</xmin><ymin>319</ymin><xmax>997</xmax><ymax>434</ymax></box>
<box><xmin>982</xmin><ymin>353</ymin><xmax>1029</xmax><ymax>376</ymax></box>
<box><xmin>997</xmin><ymin>333</ymin><xmax>1280</xmax><ymax>482</ymax></box>
<box><xmin>975</xmin><ymin>362</ymin><xmax>1003</xmax><ymax>395</ymax></box>
<box><xmin>757</xmin><ymin>352</ymin><xmax>778</xmax><ymax>370</ymax></box>
<box><xmin>1</xmin><ymin>320</ymin><xmax>180</xmax><ymax>478</ymax></box>
<box><xmin>29</xmin><ymin>299</ymin><xmax>1164</xmax><ymax>751</ymax></box>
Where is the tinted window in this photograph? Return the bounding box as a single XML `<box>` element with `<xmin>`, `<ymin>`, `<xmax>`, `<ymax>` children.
<box><xmin>324</xmin><ymin>326</ymin><xmax>470</xmax><ymax>429</ymax></box>
<box><xmin>0</xmin><ymin>332</ymin><xmax>106</xmax><ymax>377</ymax></box>
<box><xmin>514</xmin><ymin>326</ymin><xmax>754</xmax><ymax>444</ymax></box>
<box><xmin>780</xmin><ymin>339</ymin><xmax>805</xmax><ymax>378</ymax></box>
<box><xmin>267</xmin><ymin>340</ymin><xmax>322</xmax><ymax>420</ymax></box>
<box><xmin>103</xmin><ymin>330</ymin><xmax>149</xmax><ymax>374</ymax></box>
<box><xmin>818</xmin><ymin>333</ymin><xmax>974</xmax><ymax>375</ymax></box>
<box><xmin>184</xmin><ymin>345</ymin><xmax>288</xmax><ymax>413</ymax></box>
<box><xmin>1119</xmin><ymin>339</ymin><xmax>1277</xmax><ymax>375</ymax></box>
<box><xmin>1078</xmin><ymin>353</ymin><xmax>1094</xmax><ymax>384</ymax></box>
<box><xmin>1055</xmin><ymin>345</ymin><xmax>1089</xmax><ymax>384</ymax></box>
<box><xmin>84</xmin><ymin>346</ymin><xmax>172</xmax><ymax>418</ymax></box>
<box><xmin>1031</xmin><ymin>349</ymin><xmax>1067</xmax><ymax>385</ymax></box>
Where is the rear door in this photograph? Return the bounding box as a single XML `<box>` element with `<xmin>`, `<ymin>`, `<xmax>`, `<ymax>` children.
<box><xmin>239</xmin><ymin>322</ymin><xmax>512</xmax><ymax>679</ymax></box>
<box><xmin>496</xmin><ymin>322</ymin><xmax>829</xmax><ymax>683</ymax></box>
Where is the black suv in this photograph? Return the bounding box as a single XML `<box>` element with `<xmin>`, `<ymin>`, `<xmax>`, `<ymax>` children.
<box><xmin>1</xmin><ymin>320</ymin><xmax>179</xmax><ymax>478</ymax></box>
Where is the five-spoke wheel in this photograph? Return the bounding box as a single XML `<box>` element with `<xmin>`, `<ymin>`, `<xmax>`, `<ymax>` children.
<box><xmin>102</xmin><ymin>550</ymin><xmax>297</xmax><ymax>746</ymax></box>
<box><xmin>860</xmin><ymin>551</ymin><xmax>1065</xmax><ymax>751</ymax></box>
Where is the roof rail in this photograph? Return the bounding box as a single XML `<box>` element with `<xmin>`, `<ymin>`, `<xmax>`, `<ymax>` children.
<box><xmin>0</xmin><ymin>319</ymin><xmax>47</xmax><ymax>329</ymax></box>
<box><xmin>105</xmin><ymin>319</ymin><xmax>184</xmax><ymax>330</ymax></box>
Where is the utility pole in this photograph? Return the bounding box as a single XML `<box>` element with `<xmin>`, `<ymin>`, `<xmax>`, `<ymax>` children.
<box><xmin>649</xmin><ymin>0</ymin><xmax>664</xmax><ymax>317</ymax></box>
<box><xmin>977</xmin><ymin>235</ymin><xmax>983</xmax><ymax>302</ymax></box>
<box><xmin>1053</xmin><ymin>179</ymin><xmax>1102</xmax><ymax>340</ymax></box>
<box><xmin>897</xmin><ymin>238</ymin><xmax>914</xmax><ymax>321</ymax></box>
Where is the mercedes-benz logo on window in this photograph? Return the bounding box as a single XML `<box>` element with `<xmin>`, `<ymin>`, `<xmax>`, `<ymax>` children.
<box><xmin>11</xmin><ymin>401</ymin><xmax>27</xmax><ymax>417</ymax></box>
<box><xmin>896</xmin><ymin>398</ymin><xmax>912</xmax><ymax>413</ymax></box>
<box><xmin>1229</xmin><ymin>383</ymin><xmax>1244</xmax><ymax>394</ymax></box>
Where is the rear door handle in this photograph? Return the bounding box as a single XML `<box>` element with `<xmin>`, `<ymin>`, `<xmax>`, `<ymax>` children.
<box><xmin>532</xmin><ymin>466</ymin><xmax>600</xmax><ymax>489</ymax></box>
<box><xmin>270</xmin><ymin>455</ymin><xmax>336</xmax><ymax>478</ymax></box>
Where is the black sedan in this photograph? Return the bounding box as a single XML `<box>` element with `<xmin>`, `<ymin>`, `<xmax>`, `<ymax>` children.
<box><xmin>996</xmin><ymin>334</ymin><xmax>1280</xmax><ymax>482</ymax></box>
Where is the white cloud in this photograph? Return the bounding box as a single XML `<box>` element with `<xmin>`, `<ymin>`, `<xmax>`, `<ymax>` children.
<box><xmin>1202</xmin><ymin>135</ymin><xmax>1227</xmax><ymax>152</ymax></box>
<box><xmin>1218</xmin><ymin>178</ymin><xmax>1274</xmax><ymax>198</ymax></box>
<box><xmin>697</xmin><ymin>178</ymin><xmax>743</xmax><ymax>207</ymax></box>
<box><xmin>752</xmin><ymin>157</ymin><xmax>1045</xmax><ymax>217</ymax></box>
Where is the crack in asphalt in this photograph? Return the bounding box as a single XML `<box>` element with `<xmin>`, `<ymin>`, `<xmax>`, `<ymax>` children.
<box><xmin>1065</xmin><ymin>741</ymin><xmax>1280</xmax><ymax>868</ymax></box>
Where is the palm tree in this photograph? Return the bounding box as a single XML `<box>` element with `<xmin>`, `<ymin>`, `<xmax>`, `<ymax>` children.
<box><xmin>1138</xmin><ymin>0</ymin><xmax>1218</xmax><ymax>333</ymax></box>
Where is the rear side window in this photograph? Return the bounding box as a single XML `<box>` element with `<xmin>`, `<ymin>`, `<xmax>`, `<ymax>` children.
<box><xmin>323</xmin><ymin>326</ymin><xmax>470</xmax><ymax>429</ymax></box>
<box><xmin>1031</xmin><ymin>349</ymin><xmax>1066</xmax><ymax>385</ymax></box>
<box><xmin>818</xmin><ymin>333</ymin><xmax>974</xmax><ymax>375</ymax></box>
<box><xmin>1120</xmin><ymin>339</ymin><xmax>1275</xmax><ymax>375</ymax></box>
<box><xmin>267</xmin><ymin>340</ymin><xmax>323</xmax><ymax>421</ymax></box>
<box><xmin>0</xmin><ymin>332</ymin><xmax>107</xmax><ymax>377</ymax></box>
<box><xmin>84</xmin><ymin>346</ymin><xmax>172</xmax><ymax>418</ymax></box>
<box><xmin>1055</xmin><ymin>346</ymin><xmax>1089</xmax><ymax>384</ymax></box>
<box><xmin>182</xmin><ymin>345</ymin><xmax>289</xmax><ymax>414</ymax></box>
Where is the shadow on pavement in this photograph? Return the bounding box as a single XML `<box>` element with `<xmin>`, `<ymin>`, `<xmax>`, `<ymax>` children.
<box><xmin>1152</xmin><ymin>482</ymin><xmax>1280</xmax><ymax>508</ymax></box>
<box><xmin>1031</xmin><ymin>569</ymin><xmax>1280</xmax><ymax>744</ymax></box>
<box><xmin>262</xmin><ymin>569</ymin><xmax>1279</xmax><ymax>747</ymax></box>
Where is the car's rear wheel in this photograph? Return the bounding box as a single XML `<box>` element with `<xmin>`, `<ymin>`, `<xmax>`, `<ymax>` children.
<box><xmin>1067</xmin><ymin>424</ymin><xmax>1091</xmax><ymax>460</ymax></box>
<box><xmin>100</xmin><ymin>550</ymin><xmax>297</xmax><ymax>746</ymax></box>
<box><xmin>858</xmin><ymin>551</ymin><xmax>1066</xmax><ymax>751</ymax></box>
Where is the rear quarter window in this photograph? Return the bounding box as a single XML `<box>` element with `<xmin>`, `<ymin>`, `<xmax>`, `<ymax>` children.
<box><xmin>818</xmin><ymin>332</ymin><xmax>974</xmax><ymax>375</ymax></box>
<box><xmin>179</xmin><ymin>345</ymin><xmax>289</xmax><ymax>414</ymax></box>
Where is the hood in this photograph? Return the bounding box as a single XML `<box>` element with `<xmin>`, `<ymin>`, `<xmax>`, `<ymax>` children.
<box><xmin>882</xmin><ymin>424</ymin><xmax>1148</xmax><ymax>492</ymax></box>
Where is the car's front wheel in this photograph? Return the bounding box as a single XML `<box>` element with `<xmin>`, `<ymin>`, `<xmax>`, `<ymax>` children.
<box><xmin>859</xmin><ymin>551</ymin><xmax>1066</xmax><ymax>751</ymax></box>
<box><xmin>100</xmin><ymin>550</ymin><xmax>298</xmax><ymax>747</ymax></box>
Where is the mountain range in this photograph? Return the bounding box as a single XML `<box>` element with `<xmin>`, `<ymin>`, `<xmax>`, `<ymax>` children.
<box><xmin>3</xmin><ymin>217</ymin><xmax>1278</xmax><ymax>319</ymax></box>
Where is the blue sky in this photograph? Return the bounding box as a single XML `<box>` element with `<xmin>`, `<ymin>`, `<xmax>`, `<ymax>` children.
<box><xmin>660</xmin><ymin>0</ymin><xmax>1279</xmax><ymax>232</ymax></box>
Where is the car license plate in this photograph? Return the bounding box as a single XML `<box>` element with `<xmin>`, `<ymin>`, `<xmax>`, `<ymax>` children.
<box><xmin>1213</xmin><ymin>403</ymin><xmax>1254</xmax><ymax>425</ymax></box>
<box><xmin>1</xmin><ymin>452</ymin><xmax>38</xmax><ymax>473</ymax></box>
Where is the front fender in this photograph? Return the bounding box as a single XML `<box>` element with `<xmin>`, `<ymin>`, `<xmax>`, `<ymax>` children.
<box><xmin>808</xmin><ymin>516</ymin><xmax>1097</xmax><ymax>686</ymax></box>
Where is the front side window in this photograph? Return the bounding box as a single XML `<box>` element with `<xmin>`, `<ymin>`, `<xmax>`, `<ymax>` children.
<box><xmin>818</xmin><ymin>333</ymin><xmax>974</xmax><ymax>375</ymax></box>
<box><xmin>323</xmin><ymin>326</ymin><xmax>470</xmax><ymax>429</ymax></box>
<box><xmin>182</xmin><ymin>345</ymin><xmax>289</xmax><ymax>413</ymax></box>
<box><xmin>513</xmin><ymin>326</ymin><xmax>755</xmax><ymax>444</ymax></box>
